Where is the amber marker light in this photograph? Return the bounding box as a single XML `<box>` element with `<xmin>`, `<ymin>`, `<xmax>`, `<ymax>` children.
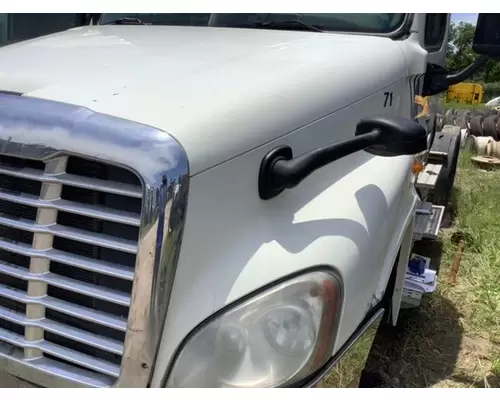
<box><xmin>412</xmin><ymin>160</ymin><xmax>425</xmax><ymax>174</ymax></box>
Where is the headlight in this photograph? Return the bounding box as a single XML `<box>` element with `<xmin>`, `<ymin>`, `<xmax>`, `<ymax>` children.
<box><xmin>165</xmin><ymin>270</ymin><xmax>342</xmax><ymax>388</ymax></box>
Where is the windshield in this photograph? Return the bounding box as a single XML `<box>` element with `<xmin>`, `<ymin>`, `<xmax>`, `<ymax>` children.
<box><xmin>99</xmin><ymin>13</ymin><xmax>406</xmax><ymax>34</ymax></box>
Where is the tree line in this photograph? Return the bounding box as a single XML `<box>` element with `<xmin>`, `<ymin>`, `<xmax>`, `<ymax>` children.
<box><xmin>446</xmin><ymin>21</ymin><xmax>500</xmax><ymax>101</ymax></box>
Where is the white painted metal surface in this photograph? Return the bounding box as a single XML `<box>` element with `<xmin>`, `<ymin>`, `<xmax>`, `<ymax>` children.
<box><xmin>150</xmin><ymin>79</ymin><xmax>419</xmax><ymax>384</ymax></box>
<box><xmin>0</xmin><ymin>25</ymin><xmax>408</xmax><ymax>175</ymax></box>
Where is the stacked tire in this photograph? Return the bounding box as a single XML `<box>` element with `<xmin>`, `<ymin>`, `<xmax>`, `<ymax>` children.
<box><xmin>466</xmin><ymin>110</ymin><xmax>500</xmax><ymax>140</ymax></box>
<box><xmin>441</xmin><ymin>107</ymin><xmax>500</xmax><ymax>138</ymax></box>
<box><xmin>481</xmin><ymin>114</ymin><xmax>500</xmax><ymax>140</ymax></box>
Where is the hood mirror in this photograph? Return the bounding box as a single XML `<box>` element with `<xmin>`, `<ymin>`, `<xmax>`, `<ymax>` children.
<box><xmin>422</xmin><ymin>13</ymin><xmax>499</xmax><ymax>96</ymax></box>
<box><xmin>355</xmin><ymin>115</ymin><xmax>427</xmax><ymax>157</ymax></box>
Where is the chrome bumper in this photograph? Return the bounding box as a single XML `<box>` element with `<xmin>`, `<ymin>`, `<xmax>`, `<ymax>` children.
<box><xmin>307</xmin><ymin>309</ymin><xmax>384</xmax><ymax>388</ymax></box>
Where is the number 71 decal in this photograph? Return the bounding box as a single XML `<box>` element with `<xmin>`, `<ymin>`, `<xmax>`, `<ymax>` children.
<box><xmin>383</xmin><ymin>92</ymin><xmax>393</xmax><ymax>107</ymax></box>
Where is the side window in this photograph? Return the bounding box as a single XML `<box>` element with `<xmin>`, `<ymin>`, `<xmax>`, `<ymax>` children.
<box><xmin>424</xmin><ymin>13</ymin><xmax>447</xmax><ymax>52</ymax></box>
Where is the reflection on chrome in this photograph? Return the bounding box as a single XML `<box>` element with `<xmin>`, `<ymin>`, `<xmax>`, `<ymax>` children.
<box><xmin>0</xmin><ymin>93</ymin><xmax>189</xmax><ymax>388</ymax></box>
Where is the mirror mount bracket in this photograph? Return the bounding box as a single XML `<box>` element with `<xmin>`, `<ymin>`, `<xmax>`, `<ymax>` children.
<box><xmin>258</xmin><ymin>115</ymin><xmax>427</xmax><ymax>200</ymax></box>
<box><xmin>258</xmin><ymin>145</ymin><xmax>293</xmax><ymax>200</ymax></box>
<box><xmin>258</xmin><ymin>131</ymin><xmax>380</xmax><ymax>200</ymax></box>
<box><xmin>422</xmin><ymin>55</ymin><xmax>489</xmax><ymax>97</ymax></box>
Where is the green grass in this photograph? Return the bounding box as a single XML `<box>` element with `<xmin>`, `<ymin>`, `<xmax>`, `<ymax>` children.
<box><xmin>364</xmin><ymin>151</ymin><xmax>500</xmax><ymax>387</ymax></box>
<box><xmin>441</xmin><ymin>101</ymin><xmax>487</xmax><ymax>110</ymax></box>
<box><xmin>449</xmin><ymin>154</ymin><xmax>500</xmax><ymax>342</ymax></box>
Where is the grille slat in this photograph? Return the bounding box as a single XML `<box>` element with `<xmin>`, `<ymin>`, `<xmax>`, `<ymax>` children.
<box><xmin>0</xmin><ymin>327</ymin><xmax>120</xmax><ymax>378</ymax></box>
<box><xmin>0</xmin><ymin>262</ymin><xmax>131</xmax><ymax>307</ymax></box>
<box><xmin>0</xmin><ymin>154</ymin><xmax>142</xmax><ymax>385</ymax></box>
<box><xmin>0</xmin><ymin>305</ymin><xmax>124</xmax><ymax>355</ymax></box>
<box><xmin>0</xmin><ymin>239</ymin><xmax>134</xmax><ymax>281</ymax></box>
<box><xmin>0</xmin><ymin>164</ymin><xmax>142</xmax><ymax>199</ymax></box>
<box><xmin>0</xmin><ymin>214</ymin><xmax>138</xmax><ymax>254</ymax></box>
<box><xmin>0</xmin><ymin>188</ymin><xmax>141</xmax><ymax>226</ymax></box>
<box><xmin>0</xmin><ymin>284</ymin><xmax>127</xmax><ymax>331</ymax></box>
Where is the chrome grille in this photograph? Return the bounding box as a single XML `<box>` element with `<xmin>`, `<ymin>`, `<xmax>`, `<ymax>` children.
<box><xmin>0</xmin><ymin>153</ymin><xmax>142</xmax><ymax>387</ymax></box>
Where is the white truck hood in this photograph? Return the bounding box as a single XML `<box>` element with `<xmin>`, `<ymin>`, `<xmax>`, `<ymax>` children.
<box><xmin>0</xmin><ymin>25</ymin><xmax>408</xmax><ymax>174</ymax></box>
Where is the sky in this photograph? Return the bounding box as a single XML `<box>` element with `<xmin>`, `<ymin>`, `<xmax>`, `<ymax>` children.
<box><xmin>451</xmin><ymin>13</ymin><xmax>478</xmax><ymax>25</ymax></box>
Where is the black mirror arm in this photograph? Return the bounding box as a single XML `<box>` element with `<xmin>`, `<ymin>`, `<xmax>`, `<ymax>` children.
<box><xmin>445</xmin><ymin>54</ymin><xmax>489</xmax><ymax>86</ymax></box>
<box><xmin>272</xmin><ymin>130</ymin><xmax>380</xmax><ymax>189</ymax></box>
<box><xmin>258</xmin><ymin>130</ymin><xmax>380</xmax><ymax>199</ymax></box>
<box><xmin>259</xmin><ymin>115</ymin><xmax>426</xmax><ymax>200</ymax></box>
<box><xmin>422</xmin><ymin>55</ymin><xmax>489</xmax><ymax>97</ymax></box>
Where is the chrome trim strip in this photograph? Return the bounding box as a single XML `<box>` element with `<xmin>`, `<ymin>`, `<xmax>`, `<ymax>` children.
<box><xmin>0</xmin><ymin>93</ymin><xmax>190</xmax><ymax>387</ymax></box>
<box><xmin>307</xmin><ymin>308</ymin><xmax>384</xmax><ymax>388</ymax></box>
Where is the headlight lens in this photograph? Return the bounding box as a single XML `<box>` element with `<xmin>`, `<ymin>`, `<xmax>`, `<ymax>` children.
<box><xmin>166</xmin><ymin>270</ymin><xmax>341</xmax><ymax>388</ymax></box>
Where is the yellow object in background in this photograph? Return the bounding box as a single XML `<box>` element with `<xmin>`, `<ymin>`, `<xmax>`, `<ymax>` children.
<box><xmin>446</xmin><ymin>82</ymin><xmax>484</xmax><ymax>105</ymax></box>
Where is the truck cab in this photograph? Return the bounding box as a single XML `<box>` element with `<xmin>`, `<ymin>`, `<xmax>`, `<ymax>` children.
<box><xmin>0</xmin><ymin>13</ymin><xmax>498</xmax><ymax>388</ymax></box>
